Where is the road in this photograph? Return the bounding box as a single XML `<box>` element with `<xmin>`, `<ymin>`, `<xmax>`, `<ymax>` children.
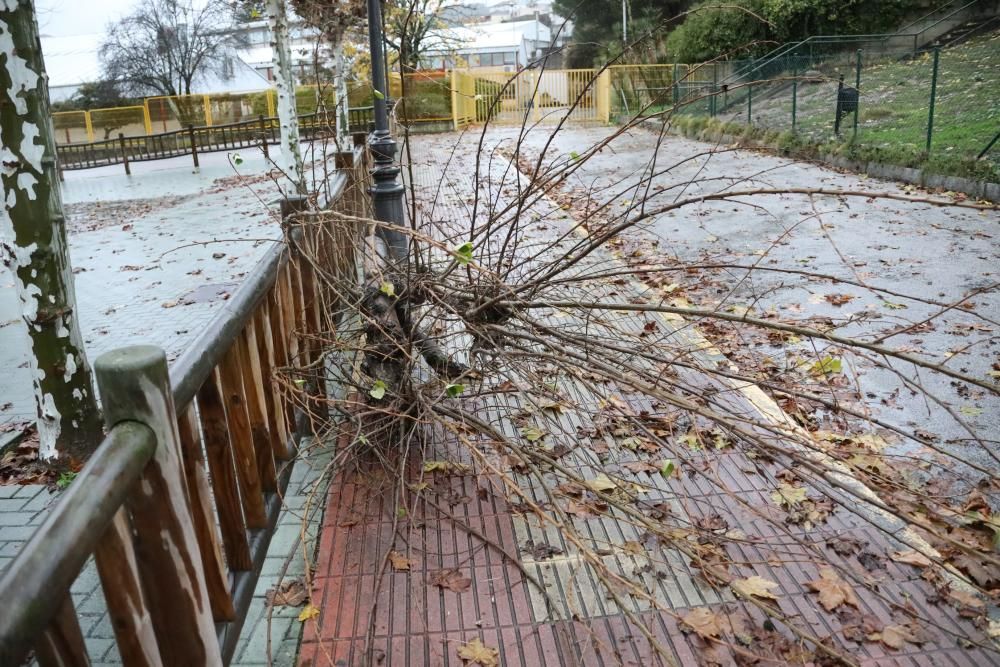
<box><xmin>410</xmin><ymin>124</ymin><xmax>1000</xmax><ymax>477</ymax></box>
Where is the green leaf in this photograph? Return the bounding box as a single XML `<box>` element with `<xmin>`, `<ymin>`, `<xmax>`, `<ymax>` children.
<box><xmin>232</xmin><ymin>153</ymin><xmax>244</xmax><ymax>165</ymax></box>
<box><xmin>519</xmin><ymin>425</ymin><xmax>545</xmax><ymax>442</ymax></box>
<box><xmin>882</xmin><ymin>300</ymin><xmax>908</xmax><ymax>310</ymax></box>
<box><xmin>446</xmin><ymin>383</ymin><xmax>464</xmax><ymax>398</ymax></box>
<box><xmin>569</xmin><ymin>150</ymin><xmax>580</xmax><ymax>161</ymax></box>
<box><xmin>454</xmin><ymin>242</ymin><xmax>474</xmax><ymax>265</ymax></box>
<box><xmin>379</xmin><ymin>281</ymin><xmax>396</xmax><ymax>297</ymax></box>
<box><xmin>56</xmin><ymin>471</ymin><xmax>76</xmax><ymax>489</ymax></box>
<box><xmin>809</xmin><ymin>356</ymin><xmax>842</xmax><ymax>376</ymax></box>
<box><xmin>660</xmin><ymin>459</ymin><xmax>675</xmax><ymax>478</ymax></box>
<box><xmin>369</xmin><ymin>379</ymin><xmax>387</xmax><ymax>400</ymax></box>
<box><xmin>372</xmin><ymin>87</ymin><xmax>385</xmax><ymax>100</ymax></box>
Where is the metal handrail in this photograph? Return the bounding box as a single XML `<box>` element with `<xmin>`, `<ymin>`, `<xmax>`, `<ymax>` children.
<box><xmin>723</xmin><ymin>0</ymin><xmax>984</xmax><ymax>83</ymax></box>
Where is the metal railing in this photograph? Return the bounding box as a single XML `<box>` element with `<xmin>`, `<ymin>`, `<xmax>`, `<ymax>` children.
<box><xmin>723</xmin><ymin>0</ymin><xmax>990</xmax><ymax>85</ymax></box>
<box><xmin>0</xmin><ymin>144</ymin><xmax>369</xmax><ymax>665</ymax></box>
<box><xmin>56</xmin><ymin>107</ymin><xmax>376</xmax><ymax>171</ymax></box>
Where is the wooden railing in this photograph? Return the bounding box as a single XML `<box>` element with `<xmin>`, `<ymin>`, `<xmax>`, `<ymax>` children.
<box><xmin>0</xmin><ymin>142</ymin><xmax>369</xmax><ymax>665</ymax></box>
<box><xmin>56</xmin><ymin>107</ymin><xmax>377</xmax><ymax>172</ymax></box>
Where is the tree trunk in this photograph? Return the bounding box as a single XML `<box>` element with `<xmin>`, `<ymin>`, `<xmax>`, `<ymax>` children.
<box><xmin>0</xmin><ymin>0</ymin><xmax>102</xmax><ymax>462</ymax></box>
<box><xmin>267</xmin><ymin>0</ymin><xmax>305</xmax><ymax>194</ymax></box>
<box><xmin>334</xmin><ymin>44</ymin><xmax>350</xmax><ymax>145</ymax></box>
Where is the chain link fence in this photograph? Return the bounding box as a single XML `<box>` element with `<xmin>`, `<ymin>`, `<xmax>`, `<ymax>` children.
<box><xmin>669</xmin><ymin>31</ymin><xmax>1000</xmax><ymax>181</ymax></box>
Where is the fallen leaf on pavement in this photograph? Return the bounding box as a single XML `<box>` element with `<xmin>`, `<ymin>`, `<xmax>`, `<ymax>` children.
<box><xmin>388</xmin><ymin>550</ymin><xmax>411</xmax><ymax>571</ymax></box>
<box><xmin>732</xmin><ymin>576</ymin><xmax>779</xmax><ymax>601</ymax></box>
<box><xmin>807</xmin><ymin>567</ymin><xmax>859</xmax><ymax>611</ymax></box>
<box><xmin>265</xmin><ymin>578</ymin><xmax>307</xmax><ymax>607</ymax></box>
<box><xmin>681</xmin><ymin>608</ymin><xmax>722</xmax><ymax>639</ymax></box>
<box><xmin>297</xmin><ymin>604</ymin><xmax>320</xmax><ymax>622</ymax></box>
<box><xmin>429</xmin><ymin>568</ymin><xmax>471</xmax><ymax>593</ymax></box>
<box><xmin>890</xmin><ymin>549</ymin><xmax>932</xmax><ymax>568</ymax></box>
<box><xmin>456</xmin><ymin>637</ymin><xmax>499</xmax><ymax>666</ymax></box>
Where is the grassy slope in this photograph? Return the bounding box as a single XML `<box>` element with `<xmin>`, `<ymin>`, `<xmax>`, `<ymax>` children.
<box><xmin>686</xmin><ymin>30</ymin><xmax>1000</xmax><ymax>182</ymax></box>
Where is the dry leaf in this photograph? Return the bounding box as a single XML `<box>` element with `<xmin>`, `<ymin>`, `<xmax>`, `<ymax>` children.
<box><xmin>890</xmin><ymin>549</ymin><xmax>932</xmax><ymax>568</ymax></box>
<box><xmin>429</xmin><ymin>568</ymin><xmax>471</xmax><ymax>593</ymax></box>
<box><xmin>869</xmin><ymin>623</ymin><xmax>928</xmax><ymax>649</ymax></box>
<box><xmin>806</xmin><ymin>567</ymin><xmax>859</xmax><ymax>611</ymax></box>
<box><xmin>265</xmin><ymin>578</ymin><xmax>307</xmax><ymax>607</ymax></box>
<box><xmin>297</xmin><ymin>604</ymin><xmax>320</xmax><ymax>622</ymax></box>
<box><xmin>681</xmin><ymin>608</ymin><xmax>722</xmax><ymax>639</ymax></box>
<box><xmin>388</xmin><ymin>550</ymin><xmax>411</xmax><ymax>571</ymax></box>
<box><xmin>732</xmin><ymin>576</ymin><xmax>779</xmax><ymax>600</ymax></box>
<box><xmin>456</xmin><ymin>638</ymin><xmax>499</xmax><ymax>666</ymax></box>
<box><xmin>584</xmin><ymin>473</ymin><xmax>618</xmax><ymax>492</ymax></box>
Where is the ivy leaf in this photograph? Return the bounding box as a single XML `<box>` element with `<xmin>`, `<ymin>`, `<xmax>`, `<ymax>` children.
<box><xmin>232</xmin><ymin>153</ymin><xmax>244</xmax><ymax>165</ymax></box>
<box><xmin>446</xmin><ymin>383</ymin><xmax>464</xmax><ymax>398</ymax></box>
<box><xmin>369</xmin><ymin>379</ymin><xmax>387</xmax><ymax>400</ymax></box>
<box><xmin>379</xmin><ymin>281</ymin><xmax>396</xmax><ymax>297</ymax></box>
<box><xmin>372</xmin><ymin>87</ymin><xmax>385</xmax><ymax>100</ymax></box>
<box><xmin>454</xmin><ymin>242</ymin><xmax>474</xmax><ymax>265</ymax></box>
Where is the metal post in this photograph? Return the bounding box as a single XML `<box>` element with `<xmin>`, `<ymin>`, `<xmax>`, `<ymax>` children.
<box><xmin>747</xmin><ymin>84</ymin><xmax>752</xmax><ymax>125</ymax></box>
<box><xmin>672</xmin><ymin>63</ymin><xmax>679</xmax><ymax>107</ymax></box>
<box><xmin>792</xmin><ymin>81</ymin><xmax>798</xmax><ymax>131</ymax></box>
<box><xmin>853</xmin><ymin>49</ymin><xmax>862</xmax><ymax>138</ymax></box>
<box><xmin>188</xmin><ymin>125</ymin><xmax>199</xmax><ymax>168</ymax></box>
<box><xmin>118</xmin><ymin>133</ymin><xmax>130</xmax><ymax>176</ymax></box>
<box><xmin>711</xmin><ymin>65</ymin><xmax>717</xmax><ymax>117</ymax></box>
<box><xmin>367</xmin><ymin>0</ymin><xmax>407</xmax><ymax>263</ymax></box>
<box><xmin>926</xmin><ymin>47</ymin><xmax>940</xmax><ymax>154</ymax></box>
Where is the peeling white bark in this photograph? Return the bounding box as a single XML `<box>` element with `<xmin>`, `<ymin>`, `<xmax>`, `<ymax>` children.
<box><xmin>266</xmin><ymin>0</ymin><xmax>305</xmax><ymax>194</ymax></box>
<box><xmin>334</xmin><ymin>45</ymin><xmax>349</xmax><ymax>145</ymax></box>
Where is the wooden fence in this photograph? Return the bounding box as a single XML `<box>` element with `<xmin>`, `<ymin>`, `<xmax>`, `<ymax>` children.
<box><xmin>56</xmin><ymin>107</ymin><xmax>376</xmax><ymax>172</ymax></box>
<box><xmin>0</xmin><ymin>141</ymin><xmax>369</xmax><ymax>665</ymax></box>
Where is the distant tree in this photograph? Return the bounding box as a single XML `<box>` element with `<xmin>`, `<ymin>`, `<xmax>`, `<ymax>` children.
<box><xmin>383</xmin><ymin>0</ymin><xmax>449</xmax><ymax>72</ymax></box>
<box><xmin>100</xmin><ymin>0</ymin><xmax>246</xmax><ymax>98</ymax></box>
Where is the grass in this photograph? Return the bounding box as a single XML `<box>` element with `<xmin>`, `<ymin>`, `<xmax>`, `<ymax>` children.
<box><xmin>674</xmin><ymin>30</ymin><xmax>1000</xmax><ymax>182</ymax></box>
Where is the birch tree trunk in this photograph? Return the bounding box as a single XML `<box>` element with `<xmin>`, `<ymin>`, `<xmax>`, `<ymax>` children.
<box><xmin>267</xmin><ymin>0</ymin><xmax>306</xmax><ymax>194</ymax></box>
<box><xmin>0</xmin><ymin>0</ymin><xmax>102</xmax><ymax>462</ymax></box>
<box><xmin>334</xmin><ymin>44</ymin><xmax>350</xmax><ymax>145</ymax></box>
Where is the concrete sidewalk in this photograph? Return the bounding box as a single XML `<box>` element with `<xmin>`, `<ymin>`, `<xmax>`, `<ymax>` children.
<box><xmin>0</xmin><ymin>145</ymin><xmax>312</xmax><ymax>437</ymax></box>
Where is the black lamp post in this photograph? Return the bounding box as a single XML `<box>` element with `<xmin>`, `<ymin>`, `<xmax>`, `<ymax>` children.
<box><xmin>366</xmin><ymin>0</ymin><xmax>408</xmax><ymax>263</ymax></box>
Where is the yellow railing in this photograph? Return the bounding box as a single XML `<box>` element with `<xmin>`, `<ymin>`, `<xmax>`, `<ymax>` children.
<box><xmin>52</xmin><ymin>84</ymin><xmax>344</xmax><ymax>145</ymax></box>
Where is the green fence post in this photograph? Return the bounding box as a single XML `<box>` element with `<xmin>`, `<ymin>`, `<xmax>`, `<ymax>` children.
<box><xmin>853</xmin><ymin>49</ymin><xmax>862</xmax><ymax>139</ymax></box>
<box><xmin>791</xmin><ymin>81</ymin><xmax>798</xmax><ymax>132</ymax></box>
<box><xmin>747</xmin><ymin>84</ymin><xmax>752</xmax><ymax>125</ymax></box>
<box><xmin>710</xmin><ymin>65</ymin><xmax>717</xmax><ymax>117</ymax></box>
<box><xmin>672</xmin><ymin>63</ymin><xmax>679</xmax><ymax>107</ymax></box>
<box><xmin>926</xmin><ymin>47</ymin><xmax>940</xmax><ymax>154</ymax></box>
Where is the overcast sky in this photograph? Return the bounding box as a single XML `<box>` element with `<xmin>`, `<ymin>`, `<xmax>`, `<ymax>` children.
<box><xmin>36</xmin><ymin>0</ymin><xmax>141</xmax><ymax>37</ymax></box>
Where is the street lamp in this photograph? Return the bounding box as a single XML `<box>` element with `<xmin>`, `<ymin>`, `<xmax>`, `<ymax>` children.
<box><xmin>366</xmin><ymin>0</ymin><xmax>408</xmax><ymax>263</ymax></box>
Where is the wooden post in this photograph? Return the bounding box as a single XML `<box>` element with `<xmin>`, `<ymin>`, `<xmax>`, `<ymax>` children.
<box><xmin>258</xmin><ymin>114</ymin><xmax>269</xmax><ymax>159</ymax></box>
<box><xmin>35</xmin><ymin>594</ymin><xmax>89</xmax><ymax>667</ymax></box>
<box><xmin>94</xmin><ymin>346</ymin><xmax>222</xmax><ymax>666</ymax></box>
<box><xmin>188</xmin><ymin>125</ymin><xmax>200</xmax><ymax>168</ymax></box>
<box><xmin>95</xmin><ymin>510</ymin><xmax>164</xmax><ymax>667</ymax></box>
<box><xmin>177</xmin><ymin>406</ymin><xmax>236</xmax><ymax>621</ymax></box>
<box><xmin>196</xmin><ymin>372</ymin><xmax>253</xmax><ymax>571</ymax></box>
<box><xmin>119</xmin><ymin>133</ymin><xmax>130</xmax><ymax>175</ymax></box>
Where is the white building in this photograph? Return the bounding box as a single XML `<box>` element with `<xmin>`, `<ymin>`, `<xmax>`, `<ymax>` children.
<box><xmin>236</xmin><ymin>19</ymin><xmax>331</xmax><ymax>83</ymax></box>
<box><xmin>421</xmin><ymin>17</ymin><xmax>569</xmax><ymax>70</ymax></box>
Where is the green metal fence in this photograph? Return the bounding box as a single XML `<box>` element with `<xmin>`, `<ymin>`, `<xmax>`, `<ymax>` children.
<box><xmin>672</xmin><ymin>32</ymin><xmax>1000</xmax><ymax>181</ymax></box>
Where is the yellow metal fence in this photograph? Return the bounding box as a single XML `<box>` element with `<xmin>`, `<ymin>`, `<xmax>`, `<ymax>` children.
<box><xmin>52</xmin><ymin>84</ymin><xmax>344</xmax><ymax>144</ymax></box>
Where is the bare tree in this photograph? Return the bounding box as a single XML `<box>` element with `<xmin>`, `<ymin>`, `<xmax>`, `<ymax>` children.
<box><xmin>1</xmin><ymin>0</ymin><xmax>102</xmax><ymax>463</ymax></box>
<box><xmin>100</xmin><ymin>0</ymin><xmax>245</xmax><ymax>98</ymax></box>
